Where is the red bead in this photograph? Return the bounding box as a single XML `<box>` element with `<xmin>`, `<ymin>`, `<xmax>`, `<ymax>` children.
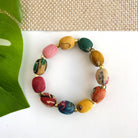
<box><xmin>40</xmin><ymin>93</ymin><xmax>56</xmax><ymax>107</ymax></box>
<box><xmin>91</xmin><ymin>86</ymin><xmax>106</xmax><ymax>103</ymax></box>
<box><xmin>32</xmin><ymin>77</ymin><xmax>46</xmax><ymax>93</ymax></box>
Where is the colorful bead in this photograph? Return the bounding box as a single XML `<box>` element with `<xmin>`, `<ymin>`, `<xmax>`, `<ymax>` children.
<box><xmin>32</xmin><ymin>76</ymin><xmax>46</xmax><ymax>93</ymax></box>
<box><xmin>90</xmin><ymin>50</ymin><xmax>104</xmax><ymax>67</ymax></box>
<box><xmin>78</xmin><ymin>38</ymin><xmax>93</xmax><ymax>52</ymax></box>
<box><xmin>42</xmin><ymin>44</ymin><xmax>58</xmax><ymax>59</ymax></box>
<box><xmin>77</xmin><ymin>99</ymin><xmax>93</xmax><ymax>113</ymax></box>
<box><xmin>58</xmin><ymin>101</ymin><xmax>75</xmax><ymax>115</ymax></box>
<box><xmin>92</xmin><ymin>86</ymin><xmax>106</xmax><ymax>103</ymax></box>
<box><xmin>40</xmin><ymin>93</ymin><xmax>57</xmax><ymax>107</ymax></box>
<box><xmin>33</xmin><ymin>58</ymin><xmax>47</xmax><ymax>75</ymax></box>
<box><xmin>59</xmin><ymin>36</ymin><xmax>75</xmax><ymax>50</ymax></box>
<box><xmin>96</xmin><ymin>68</ymin><xmax>109</xmax><ymax>85</ymax></box>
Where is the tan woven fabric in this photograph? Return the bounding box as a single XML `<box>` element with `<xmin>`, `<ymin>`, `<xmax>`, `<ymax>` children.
<box><xmin>20</xmin><ymin>0</ymin><xmax>138</xmax><ymax>31</ymax></box>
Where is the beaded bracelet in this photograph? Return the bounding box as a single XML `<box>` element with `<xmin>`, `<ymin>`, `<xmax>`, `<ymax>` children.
<box><xmin>32</xmin><ymin>36</ymin><xmax>109</xmax><ymax>115</ymax></box>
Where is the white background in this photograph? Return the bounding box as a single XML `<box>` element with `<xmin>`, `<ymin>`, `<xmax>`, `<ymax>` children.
<box><xmin>0</xmin><ymin>32</ymin><xmax>138</xmax><ymax>138</ymax></box>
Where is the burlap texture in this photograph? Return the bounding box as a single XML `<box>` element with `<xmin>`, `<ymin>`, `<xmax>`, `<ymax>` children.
<box><xmin>20</xmin><ymin>0</ymin><xmax>138</xmax><ymax>31</ymax></box>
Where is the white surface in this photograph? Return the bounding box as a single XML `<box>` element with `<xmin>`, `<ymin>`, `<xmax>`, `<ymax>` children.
<box><xmin>0</xmin><ymin>32</ymin><xmax>138</xmax><ymax>138</ymax></box>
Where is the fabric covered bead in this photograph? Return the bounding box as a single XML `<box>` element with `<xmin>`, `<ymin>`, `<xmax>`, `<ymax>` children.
<box><xmin>58</xmin><ymin>100</ymin><xmax>75</xmax><ymax>115</ymax></box>
<box><xmin>92</xmin><ymin>86</ymin><xmax>106</xmax><ymax>103</ymax></box>
<box><xmin>96</xmin><ymin>68</ymin><xmax>109</xmax><ymax>85</ymax></box>
<box><xmin>78</xmin><ymin>38</ymin><xmax>93</xmax><ymax>52</ymax></box>
<box><xmin>40</xmin><ymin>93</ymin><xmax>57</xmax><ymax>107</ymax></box>
<box><xmin>59</xmin><ymin>36</ymin><xmax>75</xmax><ymax>50</ymax></box>
<box><xmin>33</xmin><ymin>58</ymin><xmax>47</xmax><ymax>75</ymax></box>
<box><xmin>32</xmin><ymin>76</ymin><xmax>46</xmax><ymax>93</ymax></box>
<box><xmin>77</xmin><ymin>99</ymin><xmax>93</xmax><ymax>113</ymax></box>
<box><xmin>90</xmin><ymin>50</ymin><xmax>104</xmax><ymax>67</ymax></box>
<box><xmin>42</xmin><ymin>44</ymin><xmax>58</xmax><ymax>59</ymax></box>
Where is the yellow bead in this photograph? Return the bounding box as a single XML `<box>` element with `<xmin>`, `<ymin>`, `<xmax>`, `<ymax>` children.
<box><xmin>77</xmin><ymin>99</ymin><xmax>93</xmax><ymax>113</ymax></box>
<box><xmin>90</xmin><ymin>50</ymin><xmax>104</xmax><ymax>67</ymax></box>
<box><xmin>59</xmin><ymin>36</ymin><xmax>75</xmax><ymax>50</ymax></box>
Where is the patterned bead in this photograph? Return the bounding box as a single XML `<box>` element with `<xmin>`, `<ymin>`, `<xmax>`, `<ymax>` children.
<box><xmin>78</xmin><ymin>38</ymin><xmax>93</xmax><ymax>52</ymax></box>
<box><xmin>92</xmin><ymin>86</ymin><xmax>106</xmax><ymax>103</ymax></box>
<box><xmin>90</xmin><ymin>50</ymin><xmax>104</xmax><ymax>67</ymax></box>
<box><xmin>59</xmin><ymin>36</ymin><xmax>75</xmax><ymax>50</ymax></box>
<box><xmin>33</xmin><ymin>58</ymin><xmax>47</xmax><ymax>75</ymax></box>
<box><xmin>58</xmin><ymin>100</ymin><xmax>75</xmax><ymax>115</ymax></box>
<box><xmin>96</xmin><ymin>68</ymin><xmax>109</xmax><ymax>85</ymax></box>
<box><xmin>77</xmin><ymin>99</ymin><xmax>93</xmax><ymax>113</ymax></box>
<box><xmin>32</xmin><ymin>76</ymin><xmax>46</xmax><ymax>93</ymax></box>
<box><xmin>40</xmin><ymin>93</ymin><xmax>57</xmax><ymax>107</ymax></box>
<box><xmin>42</xmin><ymin>44</ymin><xmax>58</xmax><ymax>59</ymax></box>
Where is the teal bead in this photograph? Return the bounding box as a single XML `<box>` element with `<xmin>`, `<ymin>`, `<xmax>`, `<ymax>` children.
<box><xmin>58</xmin><ymin>101</ymin><xmax>75</xmax><ymax>115</ymax></box>
<box><xmin>78</xmin><ymin>38</ymin><xmax>93</xmax><ymax>52</ymax></box>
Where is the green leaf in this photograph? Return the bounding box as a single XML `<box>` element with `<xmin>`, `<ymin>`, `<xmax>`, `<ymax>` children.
<box><xmin>0</xmin><ymin>0</ymin><xmax>22</xmax><ymax>22</ymax></box>
<box><xmin>0</xmin><ymin>13</ymin><xmax>29</xmax><ymax>117</ymax></box>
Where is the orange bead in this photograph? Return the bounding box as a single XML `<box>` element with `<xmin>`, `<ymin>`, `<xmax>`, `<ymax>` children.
<box><xmin>91</xmin><ymin>86</ymin><xmax>106</xmax><ymax>103</ymax></box>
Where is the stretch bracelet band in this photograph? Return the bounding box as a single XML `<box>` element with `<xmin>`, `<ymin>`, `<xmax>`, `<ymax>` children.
<box><xmin>32</xmin><ymin>36</ymin><xmax>109</xmax><ymax>115</ymax></box>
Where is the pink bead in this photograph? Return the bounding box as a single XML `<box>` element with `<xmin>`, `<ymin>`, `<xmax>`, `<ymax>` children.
<box><xmin>42</xmin><ymin>44</ymin><xmax>58</xmax><ymax>59</ymax></box>
<box><xmin>32</xmin><ymin>76</ymin><xmax>46</xmax><ymax>93</ymax></box>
